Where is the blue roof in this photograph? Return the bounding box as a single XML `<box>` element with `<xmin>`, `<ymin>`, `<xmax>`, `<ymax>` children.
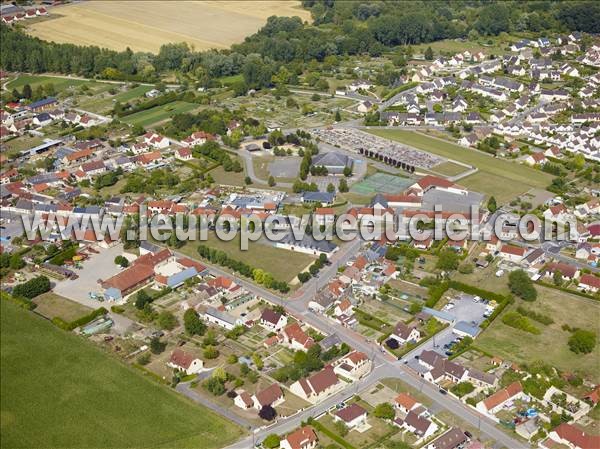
<box><xmin>423</xmin><ymin>307</ymin><xmax>455</xmax><ymax>323</ymax></box>
<box><xmin>27</xmin><ymin>97</ymin><xmax>57</xmax><ymax>109</ymax></box>
<box><xmin>453</xmin><ymin>321</ymin><xmax>480</xmax><ymax>337</ymax></box>
<box><xmin>104</xmin><ymin>287</ymin><xmax>122</xmax><ymax>300</ymax></box>
<box><xmin>167</xmin><ymin>267</ymin><xmax>198</xmax><ymax>287</ymax></box>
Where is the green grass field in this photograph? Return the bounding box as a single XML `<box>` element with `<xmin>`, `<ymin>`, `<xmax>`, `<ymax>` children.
<box><xmin>367</xmin><ymin>130</ymin><xmax>553</xmax><ymax>202</ymax></box>
<box><xmin>476</xmin><ymin>286</ymin><xmax>600</xmax><ymax>383</ymax></box>
<box><xmin>122</xmin><ymin>101</ymin><xmax>199</xmax><ymax>127</ymax></box>
<box><xmin>0</xmin><ymin>299</ymin><xmax>244</xmax><ymax>448</ymax></box>
<box><xmin>431</xmin><ymin>161</ymin><xmax>469</xmax><ymax>177</ymax></box>
<box><xmin>78</xmin><ymin>85</ymin><xmax>153</xmax><ymax>113</ymax></box>
<box><xmin>177</xmin><ymin>233</ymin><xmax>315</xmax><ymax>283</ymax></box>
<box><xmin>6</xmin><ymin>75</ymin><xmax>94</xmax><ymax>93</ymax></box>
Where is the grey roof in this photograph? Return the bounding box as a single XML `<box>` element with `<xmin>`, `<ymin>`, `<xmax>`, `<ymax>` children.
<box><xmin>421</xmin><ymin>189</ymin><xmax>484</xmax><ymax>214</ymax></box>
<box><xmin>280</xmin><ymin>233</ymin><xmax>337</xmax><ymax>253</ymax></box>
<box><xmin>454</xmin><ymin>321</ymin><xmax>480</xmax><ymax>337</ymax></box>
<box><xmin>301</xmin><ymin>191</ymin><xmax>335</xmax><ymax>203</ymax></box>
<box><xmin>312</xmin><ymin>152</ymin><xmax>351</xmax><ymax>169</ymax></box>
<box><xmin>319</xmin><ymin>334</ymin><xmax>342</xmax><ymax>350</ymax></box>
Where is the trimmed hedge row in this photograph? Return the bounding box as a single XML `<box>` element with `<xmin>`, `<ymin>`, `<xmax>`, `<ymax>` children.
<box><xmin>52</xmin><ymin>307</ymin><xmax>108</xmax><ymax>331</ymax></box>
<box><xmin>308</xmin><ymin>419</ymin><xmax>357</xmax><ymax>449</ymax></box>
<box><xmin>0</xmin><ymin>291</ymin><xmax>36</xmax><ymax>310</ymax></box>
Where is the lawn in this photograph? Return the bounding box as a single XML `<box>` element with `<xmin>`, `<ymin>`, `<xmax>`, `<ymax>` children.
<box><xmin>6</xmin><ymin>74</ymin><xmax>94</xmax><ymax>93</ymax></box>
<box><xmin>0</xmin><ymin>299</ymin><xmax>244</xmax><ymax>448</ymax></box>
<box><xmin>32</xmin><ymin>292</ymin><xmax>92</xmax><ymax>322</ymax></box>
<box><xmin>177</xmin><ymin>233</ymin><xmax>315</xmax><ymax>284</ymax></box>
<box><xmin>78</xmin><ymin>85</ymin><xmax>153</xmax><ymax>114</ymax></box>
<box><xmin>432</xmin><ymin>161</ymin><xmax>469</xmax><ymax>177</ymax></box>
<box><xmin>476</xmin><ymin>285</ymin><xmax>600</xmax><ymax>383</ymax></box>
<box><xmin>367</xmin><ymin>129</ymin><xmax>553</xmax><ymax>202</ymax></box>
<box><xmin>121</xmin><ymin>101</ymin><xmax>200</xmax><ymax>127</ymax></box>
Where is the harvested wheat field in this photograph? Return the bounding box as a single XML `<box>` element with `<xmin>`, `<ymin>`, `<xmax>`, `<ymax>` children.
<box><xmin>26</xmin><ymin>1</ymin><xmax>311</xmax><ymax>53</ymax></box>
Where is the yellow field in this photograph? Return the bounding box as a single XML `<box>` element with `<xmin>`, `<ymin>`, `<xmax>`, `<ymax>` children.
<box><xmin>26</xmin><ymin>1</ymin><xmax>311</xmax><ymax>53</ymax></box>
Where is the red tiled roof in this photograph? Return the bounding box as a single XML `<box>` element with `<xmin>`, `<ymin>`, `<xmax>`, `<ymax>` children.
<box><xmin>552</xmin><ymin>423</ymin><xmax>600</xmax><ymax>449</ymax></box>
<box><xmin>254</xmin><ymin>384</ymin><xmax>283</xmax><ymax>407</ymax></box>
<box><xmin>335</xmin><ymin>403</ymin><xmax>366</xmax><ymax>423</ymax></box>
<box><xmin>284</xmin><ymin>426</ymin><xmax>318</xmax><ymax>449</ymax></box>
<box><xmin>483</xmin><ymin>381</ymin><xmax>522</xmax><ymax>411</ymax></box>
<box><xmin>169</xmin><ymin>348</ymin><xmax>197</xmax><ymax>370</ymax></box>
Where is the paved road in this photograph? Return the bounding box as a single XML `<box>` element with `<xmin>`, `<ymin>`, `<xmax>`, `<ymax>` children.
<box><xmin>177</xmin><ymin>382</ymin><xmax>254</xmax><ymax>429</ymax></box>
<box><xmin>171</xmin><ymin>240</ymin><xmax>527</xmax><ymax>449</ymax></box>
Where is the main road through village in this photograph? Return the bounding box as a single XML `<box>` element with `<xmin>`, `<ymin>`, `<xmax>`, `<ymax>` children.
<box><xmin>168</xmin><ymin>238</ymin><xmax>527</xmax><ymax>449</ymax></box>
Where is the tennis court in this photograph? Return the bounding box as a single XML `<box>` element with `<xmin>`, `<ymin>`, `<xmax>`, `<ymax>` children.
<box><xmin>350</xmin><ymin>172</ymin><xmax>414</xmax><ymax>195</ymax></box>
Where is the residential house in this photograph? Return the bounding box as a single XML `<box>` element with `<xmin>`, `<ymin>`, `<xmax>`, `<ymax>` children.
<box><xmin>167</xmin><ymin>348</ymin><xmax>204</xmax><ymax>375</ymax></box>
<box><xmin>334</xmin><ymin>403</ymin><xmax>368</xmax><ymax>430</ymax></box>
<box><xmin>395</xmin><ymin>392</ymin><xmax>420</xmax><ymax>414</ymax></box>
<box><xmin>499</xmin><ymin>244</ymin><xmax>527</xmax><ymax>263</ymax></box>
<box><xmin>333</xmin><ymin>351</ymin><xmax>372</xmax><ymax>381</ymax></box>
<box><xmin>290</xmin><ymin>366</ymin><xmax>342</xmax><ymax>403</ymax></box>
<box><xmin>234</xmin><ymin>391</ymin><xmax>254</xmax><ymax>410</ymax></box>
<box><xmin>259</xmin><ymin>309</ymin><xmax>288</xmax><ymax>332</ymax></box>
<box><xmin>544</xmin><ymin>423</ymin><xmax>600</xmax><ymax>449</ymax></box>
<box><xmin>578</xmin><ymin>274</ymin><xmax>600</xmax><ymax>293</ymax></box>
<box><xmin>476</xmin><ymin>382</ymin><xmax>525</xmax><ymax>415</ymax></box>
<box><xmin>252</xmin><ymin>383</ymin><xmax>284</xmax><ymax>410</ymax></box>
<box><xmin>425</xmin><ymin>427</ymin><xmax>467</xmax><ymax>449</ymax></box>
<box><xmin>280</xmin><ymin>426</ymin><xmax>318</xmax><ymax>449</ymax></box>
<box><xmin>281</xmin><ymin>322</ymin><xmax>315</xmax><ymax>351</ymax></box>
<box><xmin>390</xmin><ymin>322</ymin><xmax>421</xmax><ymax>345</ymax></box>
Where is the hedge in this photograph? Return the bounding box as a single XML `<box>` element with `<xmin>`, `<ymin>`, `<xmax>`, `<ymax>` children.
<box><xmin>308</xmin><ymin>419</ymin><xmax>357</xmax><ymax>449</ymax></box>
<box><xmin>425</xmin><ymin>281</ymin><xmax>449</xmax><ymax>308</ymax></box>
<box><xmin>536</xmin><ymin>281</ymin><xmax>599</xmax><ymax>302</ymax></box>
<box><xmin>0</xmin><ymin>291</ymin><xmax>35</xmax><ymax>310</ymax></box>
<box><xmin>52</xmin><ymin>307</ymin><xmax>109</xmax><ymax>331</ymax></box>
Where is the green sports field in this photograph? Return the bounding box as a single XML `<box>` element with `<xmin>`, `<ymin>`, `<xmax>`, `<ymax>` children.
<box><xmin>0</xmin><ymin>299</ymin><xmax>244</xmax><ymax>448</ymax></box>
<box><xmin>367</xmin><ymin>129</ymin><xmax>554</xmax><ymax>202</ymax></box>
<box><xmin>121</xmin><ymin>101</ymin><xmax>200</xmax><ymax>127</ymax></box>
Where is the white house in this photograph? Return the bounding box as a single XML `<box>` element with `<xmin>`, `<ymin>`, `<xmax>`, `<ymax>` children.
<box><xmin>334</xmin><ymin>403</ymin><xmax>368</xmax><ymax>430</ymax></box>
<box><xmin>167</xmin><ymin>349</ymin><xmax>204</xmax><ymax>375</ymax></box>
<box><xmin>259</xmin><ymin>309</ymin><xmax>288</xmax><ymax>332</ymax></box>
<box><xmin>290</xmin><ymin>366</ymin><xmax>342</xmax><ymax>403</ymax></box>
<box><xmin>251</xmin><ymin>383</ymin><xmax>284</xmax><ymax>410</ymax></box>
<box><xmin>333</xmin><ymin>351</ymin><xmax>372</xmax><ymax>381</ymax></box>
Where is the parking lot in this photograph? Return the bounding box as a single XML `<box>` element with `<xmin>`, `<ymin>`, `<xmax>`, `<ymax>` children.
<box><xmin>54</xmin><ymin>244</ymin><xmax>125</xmax><ymax>308</ymax></box>
<box><xmin>404</xmin><ymin>294</ymin><xmax>490</xmax><ymax>372</ymax></box>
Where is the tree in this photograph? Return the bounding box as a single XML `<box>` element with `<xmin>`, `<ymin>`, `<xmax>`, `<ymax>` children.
<box><xmin>203</xmin><ymin>345</ymin><xmax>219</xmax><ymax>359</ymax></box>
<box><xmin>553</xmin><ymin>270</ymin><xmax>563</xmax><ymax>286</ymax></box>
<box><xmin>338</xmin><ymin>178</ymin><xmax>349</xmax><ymax>192</ymax></box>
<box><xmin>183</xmin><ymin>309</ymin><xmax>206</xmax><ymax>335</ymax></box>
<box><xmin>343</xmin><ymin>165</ymin><xmax>352</xmax><ymax>177</ymax></box>
<box><xmin>436</xmin><ymin>249</ymin><xmax>460</xmax><ymax>271</ymax></box>
<box><xmin>244</xmin><ymin>176</ymin><xmax>252</xmax><ymax>185</ymax></box>
<box><xmin>508</xmin><ymin>269</ymin><xmax>537</xmax><ymax>301</ymax></box>
<box><xmin>134</xmin><ymin>289</ymin><xmax>152</xmax><ymax>309</ymax></box>
<box><xmin>568</xmin><ymin>330</ymin><xmax>596</xmax><ymax>354</ymax></box>
<box><xmin>487</xmin><ymin>196</ymin><xmax>497</xmax><ymax>213</ymax></box>
<box><xmin>386</xmin><ymin>338</ymin><xmax>399</xmax><ymax>349</ymax></box>
<box><xmin>149</xmin><ymin>337</ymin><xmax>166</xmax><ymax>354</ymax></box>
<box><xmin>114</xmin><ymin>255</ymin><xmax>129</xmax><ymax>268</ymax></box>
<box><xmin>12</xmin><ymin>275</ymin><xmax>51</xmax><ymax>299</ymax></box>
<box><xmin>9</xmin><ymin>254</ymin><xmax>25</xmax><ymax>270</ymax></box>
<box><xmin>424</xmin><ymin>46</ymin><xmax>434</xmax><ymax>60</ymax></box>
<box><xmin>334</xmin><ymin>109</ymin><xmax>341</xmax><ymax>122</ymax></box>
<box><xmin>268</xmin><ymin>175</ymin><xmax>276</xmax><ymax>187</ymax></box>
<box><xmin>22</xmin><ymin>84</ymin><xmax>32</xmax><ymax>99</ymax></box>
<box><xmin>327</xmin><ymin>183</ymin><xmax>335</xmax><ymax>193</ymax></box>
<box><xmin>262</xmin><ymin>434</ymin><xmax>281</xmax><ymax>449</ymax></box>
<box><xmin>157</xmin><ymin>311</ymin><xmax>178</xmax><ymax>330</ymax></box>
<box><xmin>373</xmin><ymin>402</ymin><xmax>395</xmax><ymax>420</ymax></box>
<box><xmin>259</xmin><ymin>405</ymin><xmax>277</xmax><ymax>421</ymax></box>
<box><xmin>334</xmin><ymin>420</ymin><xmax>349</xmax><ymax>437</ymax></box>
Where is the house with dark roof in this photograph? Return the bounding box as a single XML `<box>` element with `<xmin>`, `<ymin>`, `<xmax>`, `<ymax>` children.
<box><xmin>301</xmin><ymin>191</ymin><xmax>335</xmax><ymax>206</ymax></box>
<box><xmin>334</xmin><ymin>403</ymin><xmax>367</xmax><ymax>429</ymax></box>
<box><xmin>391</xmin><ymin>322</ymin><xmax>421</xmax><ymax>345</ymax></box>
<box><xmin>425</xmin><ymin>427</ymin><xmax>467</xmax><ymax>449</ymax></box>
<box><xmin>167</xmin><ymin>349</ymin><xmax>204</xmax><ymax>375</ymax></box>
<box><xmin>251</xmin><ymin>383</ymin><xmax>284</xmax><ymax>410</ymax></box>
<box><xmin>290</xmin><ymin>366</ymin><xmax>342</xmax><ymax>403</ymax></box>
<box><xmin>259</xmin><ymin>308</ymin><xmax>287</xmax><ymax>331</ymax></box>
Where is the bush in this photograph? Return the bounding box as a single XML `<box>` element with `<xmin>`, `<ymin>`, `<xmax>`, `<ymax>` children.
<box><xmin>203</xmin><ymin>345</ymin><xmax>219</xmax><ymax>359</ymax></box>
<box><xmin>451</xmin><ymin>382</ymin><xmax>475</xmax><ymax>397</ymax></box>
<box><xmin>502</xmin><ymin>311</ymin><xmax>540</xmax><ymax>334</ymax></box>
<box><xmin>568</xmin><ymin>329</ymin><xmax>597</xmax><ymax>354</ymax></box>
<box><xmin>516</xmin><ymin>306</ymin><xmax>554</xmax><ymax>325</ymax></box>
<box><xmin>262</xmin><ymin>434</ymin><xmax>280</xmax><ymax>449</ymax></box>
<box><xmin>137</xmin><ymin>352</ymin><xmax>151</xmax><ymax>366</ymax></box>
<box><xmin>114</xmin><ymin>255</ymin><xmax>129</xmax><ymax>267</ymax></box>
<box><xmin>12</xmin><ymin>275</ymin><xmax>51</xmax><ymax>299</ymax></box>
<box><xmin>373</xmin><ymin>402</ymin><xmax>395</xmax><ymax>420</ymax></box>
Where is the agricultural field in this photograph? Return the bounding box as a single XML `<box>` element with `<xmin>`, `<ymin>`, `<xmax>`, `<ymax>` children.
<box><xmin>6</xmin><ymin>74</ymin><xmax>97</xmax><ymax>93</ymax></box>
<box><xmin>411</xmin><ymin>36</ymin><xmax>515</xmax><ymax>57</ymax></box>
<box><xmin>0</xmin><ymin>299</ymin><xmax>244</xmax><ymax>448</ymax></box>
<box><xmin>177</xmin><ymin>233</ymin><xmax>315</xmax><ymax>284</ymax></box>
<box><xmin>367</xmin><ymin>129</ymin><xmax>554</xmax><ymax>202</ymax></box>
<box><xmin>476</xmin><ymin>286</ymin><xmax>600</xmax><ymax>383</ymax></box>
<box><xmin>26</xmin><ymin>1</ymin><xmax>311</xmax><ymax>52</ymax></box>
<box><xmin>121</xmin><ymin>101</ymin><xmax>200</xmax><ymax>127</ymax></box>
